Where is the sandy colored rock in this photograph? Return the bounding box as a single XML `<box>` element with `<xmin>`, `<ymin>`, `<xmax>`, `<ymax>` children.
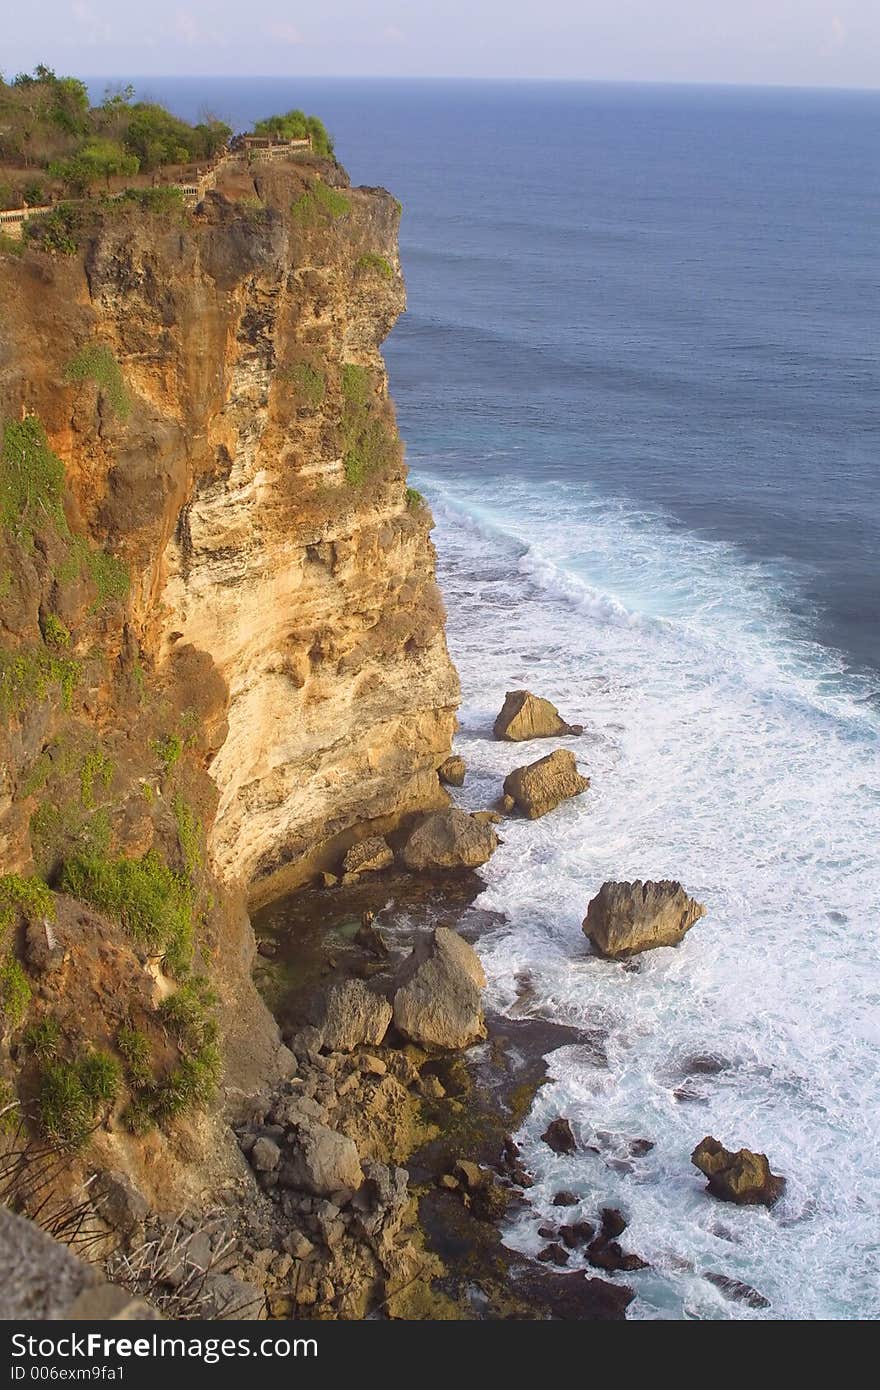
<box><xmin>583</xmin><ymin>880</ymin><xmax>705</xmax><ymax>959</ymax></box>
<box><xmin>280</xmin><ymin>1118</ymin><xmax>364</xmax><ymax>1197</ymax></box>
<box><xmin>398</xmin><ymin>807</ymin><xmax>498</xmax><ymax>872</ymax></box>
<box><xmin>691</xmin><ymin>1136</ymin><xmax>785</xmax><ymax>1207</ymax></box>
<box><xmin>503</xmin><ymin>748</ymin><xmax>590</xmax><ymax>819</ymax></box>
<box><xmin>493</xmin><ymin>690</ymin><xmax>582</xmax><ymax>741</ymax></box>
<box><xmin>438</xmin><ymin>755</ymin><xmax>467</xmax><ymax>786</ymax></box>
<box><xmin>392</xmin><ymin>926</ymin><xmax>487</xmax><ymax>1049</ymax></box>
<box><xmin>341</xmin><ymin>836</ymin><xmax>394</xmax><ymax>876</ymax></box>
<box><xmin>316</xmin><ymin>978</ymin><xmax>392</xmax><ymax>1052</ymax></box>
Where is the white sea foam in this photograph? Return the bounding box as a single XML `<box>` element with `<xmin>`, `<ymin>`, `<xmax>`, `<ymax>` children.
<box><xmin>419</xmin><ymin>465</ymin><xmax>880</xmax><ymax>1320</ymax></box>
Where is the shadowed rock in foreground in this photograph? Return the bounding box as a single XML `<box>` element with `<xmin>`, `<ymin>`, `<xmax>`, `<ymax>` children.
<box><xmin>398</xmin><ymin>808</ymin><xmax>498</xmax><ymax>872</ymax></box>
<box><xmin>584</xmin><ymin>879</ymin><xmax>705</xmax><ymax>958</ymax></box>
<box><xmin>392</xmin><ymin>926</ymin><xmax>487</xmax><ymax>1049</ymax></box>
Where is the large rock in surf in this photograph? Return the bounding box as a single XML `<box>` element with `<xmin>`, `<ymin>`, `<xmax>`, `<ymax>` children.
<box><xmin>691</xmin><ymin>1137</ymin><xmax>785</xmax><ymax>1208</ymax></box>
<box><xmin>493</xmin><ymin>689</ymin><xmax>583</xmax><ymax>742</ymax></box>
<box><xmin>583</xmin><ymin>879</ymin><xmax>705</xmax><ymax>958</ymax></box>
<box><xmin>503</xmin><ymin>748</ymin><xmax>589</xmax><ymax>819</ymax></box>
<box><xmin>315</xmin><ymin>978</ymin><xmax>392</xmax><ymax>1053</ymax></box>
<box><xmin>392</xmin><ymin>926</ymin><xmax>487</xmax><ymax>1049</ymax></box>
<box><xmin>398</xmin><ymin>807</ymin><xmax>498</xmax><ymax>873</ymax></box>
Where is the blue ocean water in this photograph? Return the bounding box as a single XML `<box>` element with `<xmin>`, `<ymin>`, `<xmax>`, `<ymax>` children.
<box><xmin>98</xmin><ymin>78</ymin><xmax>880</xmax><ymax>1318</ymax></box>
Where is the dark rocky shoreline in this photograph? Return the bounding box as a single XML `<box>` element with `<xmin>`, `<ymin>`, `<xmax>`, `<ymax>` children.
<box><xmin>247</xmin><ymin>868</ymin><xmax>636</xmax><ymax>1319</ymax></box>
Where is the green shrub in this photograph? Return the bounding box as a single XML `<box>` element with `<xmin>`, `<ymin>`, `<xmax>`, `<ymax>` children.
<box><xmin>285</xmin><ymin>361</ymin><xmax>325</xmax><ymax>409</ymax></box>
<box><xmin>113</xmin><ymin>187</ymin><xmax>186</xmax><ymax>215</ymax></box>
<box><xmin>339</xmin><ymin>365</ymin><xmax>397</xmax><ymax>486</ymax></box>
<box><xmin>25</xmin><ymin>204</ymin><xmax>81</xmax><ymax>256</ymax></box>
<box><xmin>0</xmin><ymin>956</ymin><xmax>31</xmax><ymax>1029</ymax></box>
<box><xmin>37</xmin><ymin>1061</ymin><xmax>93</xmax><ymax>1146</ymax></box>
<box><xmin>292</xmin><ymin>180</ymin><xmax>350</xmax><ymax>226</ymax></box>
<box><xmin>0</xmin><ymin>645</ymin><xmax>80</xmax><ymax>715</ymax></box>
<box><xmin>78</xmin><ymin>1050</ymin><xmax>121</xmax><ymax>1105</ymax></box>
<box><xmin>23</xmin><ymin>1016</ymin><xmax>61</xmax><ymax>1060</ymax></box>
<box><xmin>172</xmin><ymin>794</ymin><xmax>202</xmax><ymax>879</ymax></box>
<box><xmin>41</xmin><ymin>614</ymin><xmax>70</xmax><ymax>649</ymax></box>
<box><xmin>0</xmin><ymin>416</ymin><xmax>68</xmax><ymax>545</ymax></box>
<box><xmin>56</xmin><ymin>536</ymin><xmax>129</xmax><ymax>611</ymax></box>
<box><xmin>159</xmin><ymin>978</ymin><xmax>217</xmax><ymax>1053</ymax></box>
<box><xmin>356</xmin><ymin>252</ymin><xmax>393</xmax><ymax>280</ymax></box>
<box><xmin>0</xmin><ymin>873</ymin><xmax>55</xmax><ymax>930</ymax></box>
<box><xmin>150</xmin><ymin>1044</ymin><xmax>220</xmax><ymax>1123</ymax></box>
<box><xmin>79</xmin><ymin>749</ymin><xmax>113</xmax><ymax>809</ymax></box>
<box><xmin>0</xmin><ymin>232</ymin><xmax>24</xmax><ymax>258</ymax></box>
<box><xmin>252</xmin><ymin>109</ymin><xmax>334</xmax><ymax>158</ymax></box>
<box><xmin>30</xmin><ymin>802</ymin><xmax>110</xmax><ymax>877</ymax></box>
<box><xmin>65</xmin><ymin>345</ymin><xmax>130</xmax><ymax>421</ymax></box>
<box><xmin>152</xmin><ymin>732</ymin><xmax>182</xmax><ymax>775</ymax></box>
<box><xmin>60</xmin><ymin>851</ymin><xmax>194</xmax><ymax>976</ymax></box>
<box><xmin>117</xmin><ymin>1024</ymin><xmax>152</xmax><ymax>1089</ymax></box>
<box><xmin>405</xmin><ymin>487</ymin><xmax>424</xmax><ymax>509</ymax></box>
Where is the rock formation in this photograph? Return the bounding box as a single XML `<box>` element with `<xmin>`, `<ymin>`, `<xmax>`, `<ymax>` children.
<box><xmin>392</xmin><ymin>926</ymin><xmax>487</xmax><ymax>1048</ymax></box>
<box><xmin>398</xmin><ymin>807</ymin><xmax>498</xmax><ymax>872</ymax></box>
<box><xmin>503</xmin><ymin>748</ymin><xmax>590</xmax><ymax>819</ymax></box>
<box><xmin>691</xmin><ymin>1136</ymin><xmax>786</xmax><ymax>1207</ymax></box>
<box><xmin>494</xmin><ymin>690</ymin><xmax>582</xmax><ymax>741</ymax></box>
<box><xmin>584</xmin><ymin>880</ymin><xmax>705</xmax><ymax>958</ymax></box>
<box><xmin>437</xmin><ymin>754</ymin><xmax>466</xmax><ymax>786</ymax></box>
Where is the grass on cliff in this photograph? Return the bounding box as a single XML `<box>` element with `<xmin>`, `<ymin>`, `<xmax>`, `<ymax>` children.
<box><xmin>0</xmin><ymin>874</ymin><xmax>55</xmax><ymax>931</ymax></box>
<box><xmin>356</xmin><ymin>252</ymin><xmax>394</xmax><ymax>280</ymax></box>
<box><xmin>283</xmin><ymin>361</ymin><xmax>326</xmax><ymax>410</ymax></box>
<box><xmin>0</xmin><ymin>645</ymin><xmax>80</xmax><ymax>716</ymax></box>
<box><xmin>292</xmin><ymin>179</ymin><xmax>350</xmax><ymax>226</ymax></box>
<box><xmin>60</xmin><ymin>851</ymin><xmax>195</xmax><ymax>977</ymax></box>
<box><xmin>0</xmin><ymin>416</ymin><xmax>68</xmax><ymax>546</ymax></box>
<box><xmin>340</xmin><ymin>364</ymin><xmax>398</xmax><ymax>486</ymax></box>
<box><xmin>37</xmin><ymin>1049</ymin><xmax>121</xmax><ymax>1147</ymax></box>
<box><xmin>64</xmin><ymin>345</ymin><xmax>131</xmax><ymax>422</ymax></box>
<box><xmin>0</xmin><ymin>955</ymin><xmax>31</xmax><ymax>1030</ymax></box>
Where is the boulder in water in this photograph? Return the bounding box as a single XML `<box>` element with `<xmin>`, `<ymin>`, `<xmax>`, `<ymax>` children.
<box><xmin>691</xmin><ymin>1136</ymin><xmax>785</xmax><ymax>1207</ymax></box>
<box><xmin>503</xmin><ymin>749</ymin><xmax>589</xmax><ymax>819</ymax></box>
<box><xmin>541</xmin><ymin>1118</ymin><xmax>577</xmax><ymax>1155</ymax></box>
<box><xmin>493</xmin><ymin>690</ymin><xmax>583</xmax><ymax>741</ymax></box>
<box><xmin>341</xmin><ymin>836</ymin><xmax>393</xmax><ymax>877</ymax></box>
<box><xmin>437</xmin><ymin>755</ymin><xmax>466</xmax><ymax>787</ymax></box>
<box><xmin>583</xmin><ymin>879</ymin><xmax>705</xmax><ymax>958</ymax></box>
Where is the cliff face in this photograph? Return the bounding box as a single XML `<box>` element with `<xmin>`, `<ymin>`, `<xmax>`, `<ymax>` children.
<box><xmin>0</xmin><ymin>155</ymin><xmax>458</xmax><ymax>1198</ymax></box>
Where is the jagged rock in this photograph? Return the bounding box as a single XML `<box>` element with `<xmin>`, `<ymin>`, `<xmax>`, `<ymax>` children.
<box><xmin>493</xmin><ymin>690</ymin><xmax>583</xmax><ymax>742</ymax></box>
<box><xmin>66</xmin><ymin>1285</ymin><xmax>160</xmax><ymax>1320</ymax></box>
<box><xmin>315</xmin><ymin>978</ymin><xmax>392</xmax><ymax>1052</ymax></box>
<box><xmin>282</xmin><ymin>1231</ymin><xmax>315</xmax><ymax>1260</ymax></box>
<box><xmin>322</xmin><ymin>872</ymin><xmax>339</xmax><ymax>888</ymax></box>
<box><xmin>560</xmin><ymin>1221</ymin><xmax>595</xmax><ymax>1248</ymax></box>
<box><xmin>392</xmin><ymin>926</ymin><xmax>486</xmax><ymax>1049</ymax></box>
<box><xmin>587</xmin><ymin>1238</ymin><xmax>649</xmax><ymax>1273</ymax></box>
<box><xmin>500</xmin><ymin>793</ymin><xmax>516</xmax><ymax>814</ymax></box>
<box><xmin>341</xmin><ymin>836</ymin><xmax>394</xmax><ymax>877</ymax></box>
<box><xmin>503</xmin><ymin>749</ymin><xmax>589</xmax><ymax>819</ymax></box>
<box><xmin>438</xmin><ymin>755</ymin><xmax>466</xmax><ymax>786</ymax></box>
<box><xmin>552</xmin><ymin>1190</ymin><xmax>579</xmax><ymax>1207</ymax></box>
<box><xmin>280</xmin><ymin>1119</ymin><xmax>364</xmax><ymax>1198</ymax></box>
<box><xmin>453</xmin><ymin>1159</ymin><xmax>484</xmax><ymax>1190</ymax></box>
<box><xmin>398</xmin><ymin>807</ymin><xmax>498</xmax><ymax>873</ymax></box>
<box><xmin>583</xmin><ymin>879</ymin><xmax>705</xmax><ymax>958</ymax></box>
<box><xmin>691</xmin><ymin>1136</ymin><xmax>785</xmax><ymax>1207</ymax></box>
<box><xmin>355</xmin><ymin>913</ymin><xmax>390</xmax><ymax>957</ymax></box>
<box><xmin>0</xmin><ymin>1206</ymin><xmax>96</xmax><ymax>1318</ymax></box>
<box><xmin>93</xmin><ymin>1170</ymin><xmax>149</xmax><ymax>1234</ymax></box>
<box><xmin>596</xmin><ymin>1208</ymin><xmax>625</xmax><ymax>1239</ymax></box>
<box><xmin>705</xmin><ymin>1272</ymin><xmax>771</xmax><ymax>1308</ymax></box>
<box><xmin>472</xmin><ymin>809</ymin><xmax>502</xmax><ymax>824</ymax></box>
<box><xmin>250</xmin><ymin>1137</ymin><xmax>282</xmax><ymax>1172</ymax></box>
<box><xmin>538</xmin><ymin>1242</ymin><xmax>570</xmax><ymax>1266</ymax></box>
<box><xmin>541</xmin><ymin>1118</ymin><xmax>577</xmax><ymax>1155</ymax></box>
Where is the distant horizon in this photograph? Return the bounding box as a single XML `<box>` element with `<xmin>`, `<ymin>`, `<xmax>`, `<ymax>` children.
<box><xmin>71</xmin><ymin>73</ymin><xmax>880</xmax><ymax>97</ymax></box>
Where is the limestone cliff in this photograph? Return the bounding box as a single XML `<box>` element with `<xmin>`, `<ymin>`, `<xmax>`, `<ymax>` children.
<box><xmin>0</xmin><ymin>153</ymin><xmax>458</xmax><ymax>1201</ymax></box>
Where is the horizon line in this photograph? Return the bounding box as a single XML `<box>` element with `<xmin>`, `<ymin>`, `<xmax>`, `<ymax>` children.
<box><xmin>73</xmin><ymin>73</ymin><xmax>880</xmax><ymax>97</ymax></box>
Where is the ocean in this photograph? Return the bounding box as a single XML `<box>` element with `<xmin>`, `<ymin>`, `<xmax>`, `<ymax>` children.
<box><xmin>91</xmin><ymin>77</ymin><xmax>880</xmax><ymax>1319</ymax></box>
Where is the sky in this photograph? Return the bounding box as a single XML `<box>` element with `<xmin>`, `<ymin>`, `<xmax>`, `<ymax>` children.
<box><xmin>2</xmin><ymin>1</ymin><xmax>880</xmax><ymax>89</ymax></box>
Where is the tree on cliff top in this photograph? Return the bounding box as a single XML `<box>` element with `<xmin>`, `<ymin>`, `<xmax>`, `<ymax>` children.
<box><xmin>252</xmin><ymin>109</ymin><xmax>334</xmax><ymax>158</ymax></box>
